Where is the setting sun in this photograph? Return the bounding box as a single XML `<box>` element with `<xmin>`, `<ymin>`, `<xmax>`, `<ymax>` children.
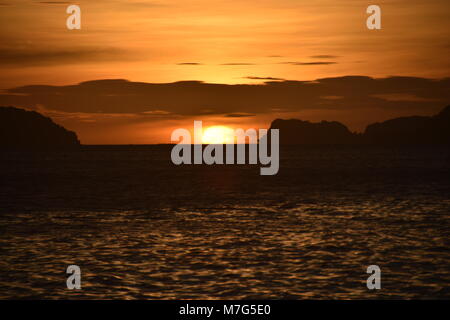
<box><xmin>202</xmin><ymin>126</ymin><xmax>235</xmax><ymax>144</ymax></box>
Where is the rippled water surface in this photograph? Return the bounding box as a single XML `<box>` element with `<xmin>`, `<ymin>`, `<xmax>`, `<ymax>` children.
<box><xmin>0</xmin><ymin>146</ymin><xmax>449</xmax><ymax>299</ymax></box>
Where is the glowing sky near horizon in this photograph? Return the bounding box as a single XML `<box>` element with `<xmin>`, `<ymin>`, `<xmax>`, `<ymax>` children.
<box><xmin>0</xmin><ymin>0</ymin><xmax>449</xmax><ymax>143</ymax></box>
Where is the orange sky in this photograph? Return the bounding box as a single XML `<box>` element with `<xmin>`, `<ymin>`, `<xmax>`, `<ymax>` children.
<box><xmin>0</xmin><ymin>0</ymin><xmax>449</xmax><ymax>143</ymax></box>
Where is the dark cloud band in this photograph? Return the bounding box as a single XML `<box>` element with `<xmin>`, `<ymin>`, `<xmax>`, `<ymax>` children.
<box><xmin>1</xmin><ymin>76</ymin><xmax>448</xmax><ymax>118</ymax></box>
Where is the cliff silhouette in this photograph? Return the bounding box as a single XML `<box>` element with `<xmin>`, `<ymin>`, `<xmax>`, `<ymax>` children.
<box><xmin>2</xmin><ymin>105</ymin><xmax>449</xmax><ymax>147</ymax></box>
<box><xmin>0</xmin><ymin>106</ymin><xmax>80</xmax><ymax>149</ymax></box>
<box><xmin>270</xmin><ymin>119</ymin><xmax>359</xmax><ymax>144</ymax></box>
<box><xmin>270</xmin><ymin>105</ymin><xmax>450</xmax><ymax>145</ymax></box>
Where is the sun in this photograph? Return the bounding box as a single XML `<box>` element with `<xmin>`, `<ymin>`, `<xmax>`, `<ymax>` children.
<box><xmin>202</xmin><ymin>126</ymin><xmax>235</xmax><ymax>144</ymax></box>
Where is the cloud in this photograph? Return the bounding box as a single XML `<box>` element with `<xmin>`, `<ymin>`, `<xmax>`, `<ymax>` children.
<box><xmin>115</xmin><ymin>1</ymin><xmax>168</xmax><ymax>9</ymax></box>
<box><xmin>220</xmin><ymin>63</ymin><xmax>256</xmax><ymax>66</ymax></box>
<box><xmin>176</xmin><ymin>62</ymin><xmax>203</xmax><ymax>65</ymax></box>
<box><xmin>36</xmin><ymin>1</ymin><xmax>166</xmax><ymax>7</ymax></box>
<box><xmin>1</xmin><ymin>76</ymin><xmax>449</xmax><ymax>119</ymax></box>
<box><xmin>244</xmin><ymin>76</ymin><xmax>286</xmax><ymax>81</ymax></box>
<box><xmin>38</xmin><ymin>1</ymin><xmax>71</xmax><ymax>4</ymax></box>
<box><xmin>0</xmin><ymin>47</ymin><xmax>135</xmax><ymax>67</ymax></box>
<box><xmin>371</xmin><ymin>93</ymin><xmax>441</xmax><ymax>102</ymax></box>
<box><xmin>281</xmin><ymin>61</ymin><xmax>337</xmax><ymax>65</ymax></box>
<box><xmin>225</xmin><ymin>113</ymin><xmax>256</xmax><ymax>118</ymax></box>
<box><xmin>310</xmin><ymin>55</ymin><xmax>339</xmax><ymax>59</ymax></box>
<box><xmin>321</xmin><ymin>95</ymin><xmax>344</xmax><ymax>100</ymax></box>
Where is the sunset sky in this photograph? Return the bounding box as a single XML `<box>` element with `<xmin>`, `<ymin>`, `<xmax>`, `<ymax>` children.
<box><xmin>1</xmin><ymin>0</ymin><xmax>449</xmax><ymax>144</ymax></box>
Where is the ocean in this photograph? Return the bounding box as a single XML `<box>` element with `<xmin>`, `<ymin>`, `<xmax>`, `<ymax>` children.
<box><xmin>0</xmin><ymin>145</ymin><xmax>449</xmax><ymax>299</ymax></box>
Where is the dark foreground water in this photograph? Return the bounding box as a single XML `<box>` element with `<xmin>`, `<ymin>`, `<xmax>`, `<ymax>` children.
<box><xmin>0</xmin><ymin>145</ymin><xmax>449</xmax><ymax>299</ymax></box>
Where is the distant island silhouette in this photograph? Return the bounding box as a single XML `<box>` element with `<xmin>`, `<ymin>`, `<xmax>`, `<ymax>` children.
<box><xmin>0</xmin><ymin>107</ymin><xmax>80</xmax><ymax>149</ymax></box>
<box><xmin>1</xmin><ymin>105</ymin><xmax>449</xmax><ymax>147</ymax></box>
<box><xmin>270</xmin><ymin>105</ymin><xmax>450</xmax><ymax>145</ymax></box>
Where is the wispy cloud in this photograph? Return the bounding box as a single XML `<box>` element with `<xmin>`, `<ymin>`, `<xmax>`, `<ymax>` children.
<box><xmin>244</xmin><ymin>76</ymin><xmax>286</xmax><ymax>81</ymax></box>
<box><xmin>0</xmin><ymin>47</ymin><xmax>135</xmax><ymax>67</ymax></box>
<box><xmin>310</xmin><ymin>55</ymin><xmax>339</xmax><ymax>59</ymax></box>
<box><xmin>38</xmin><ymin>1</ymin><xmax>71</xmax><ymax>4</ymax></box>
<box><xmin>280</xmin><ymin>61</ymin><xmax>337</xmax><ymax>66</ymax></box>
<box><xmin>176</xmin><ymin>62</ymin><xmax>203</xmax><ymax>65</ymax></box>
<box><xmin>225</xmin><ymin>113</ymin><xmax>256</xmax><ymax>118</ymax></box>
<box><xmin>221</xmin><ymin>63</ymin><xmax>256</xmax><ymax>66</ymax></box>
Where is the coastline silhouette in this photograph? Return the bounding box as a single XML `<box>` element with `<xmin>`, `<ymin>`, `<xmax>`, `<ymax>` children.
<box><xmin>0</xmin><ymin>107</ymin><xmax>80</xmax><ymax>149</ymax></box>
<box><xmin>1</xmin><ymin>105</ymin><xmax>448</xmax><ymax>148</ymax></box>
<box><xmin>270</xmin><ymin>105</ymin><xmax>450</xmax><ymax>145</ymax></box>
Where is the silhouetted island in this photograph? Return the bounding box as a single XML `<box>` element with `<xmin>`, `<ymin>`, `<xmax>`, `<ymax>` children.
<box><xmin>270</xmin><ymin>105</ymin><xmax>450</xmax><ymax>145</ymax></box>
<box><xmin>270</xmin><ymin>119</ymin><xmax>358</xmax><ymax>144</ymax></box>
<box><xmin>0</xmin><ymin>106</ymin><xmax>80</xmax><ymax>149</ymax></box>
<box><xmin>364</xmin><ymin>105</ymin><xmax>450</xmax><ymax>145</ymax></box>
<box><xmin>2</xmin><ymin>105</ymin><xmax>449</xmax><ymax>148</ymax></box>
